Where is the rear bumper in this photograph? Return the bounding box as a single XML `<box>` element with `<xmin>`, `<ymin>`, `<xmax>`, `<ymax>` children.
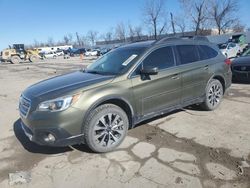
<box><xmin>21</xmin><ymin>120</ymin><xmax>84</xmax><ymax>147</ymax></box>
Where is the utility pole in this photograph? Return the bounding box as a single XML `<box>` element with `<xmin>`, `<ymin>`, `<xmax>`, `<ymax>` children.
<box><xmin>170</xmin><ymin>12</ymin><xmax>176</xmax><ymax>35</ymax></box>
<box><xmin>75</xmin><ymin>32</ymin><xmax>81</xmax><ymax>47</ymax></box>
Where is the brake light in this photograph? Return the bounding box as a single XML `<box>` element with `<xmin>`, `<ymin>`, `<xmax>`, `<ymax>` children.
<box><xmin>224</xmin><ymin>58</ymin><xmax>231</xmax><ymax>65</ymax></box>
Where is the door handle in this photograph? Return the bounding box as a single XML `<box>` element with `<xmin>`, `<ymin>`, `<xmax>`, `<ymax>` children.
<box><xmin>171</xmin><ymin>74</ymin><xmax>180</xmax><ymax>80</ymax></box>
<box><xmin>204</xmin><ymin>65</ymin><xmax>209</xmax><ymax>70</ymax></box>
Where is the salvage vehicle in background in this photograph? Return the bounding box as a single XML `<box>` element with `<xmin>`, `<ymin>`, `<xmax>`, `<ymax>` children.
<box><xmin>19</xmin><ymin>37</ymin><xmax>232</xmax><ymax>153</ymax></box>
<box><xmin>42</xmin><ymin>52</ymin><xmax>57</xmax><ymax>59</ymax></box>
<box><xmin>85</xmin><ymin>49</ymin><xmax>100</xmax><ymax>56</ymax></box>
<box><xmin>229</xmin><ymin>34</ymin><xmax>248</xmax><ymax>52</ymax></box>
<box><xmin>0</xmin><ymin>44</ymin><xmax>40</xmax><ymax>64</ymax></box>
<box><xmin>219</xmin><ymin>42</ymin><xmax>242</xmax><ymax>58</ymax></box>
<box><xmin>55</xmin><ymin>50</ymin><xmax>64</xmax><ymax>56</ymax></box>
<box><xmin>232</xmin><ymin>48</ymin><xmax>250</xmax><ymax>83</ymax></box>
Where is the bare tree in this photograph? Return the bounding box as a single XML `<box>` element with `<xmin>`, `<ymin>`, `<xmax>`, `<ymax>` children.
<box><xmin>75</xmin><ymin>32</ymin><xmax>84</xmax><ymax>47</ymax></box>
<box><xmin>134</xmin><ymin>26</ymin><xmax>143</xmax><ymax>40</ymax></box>
<box><xmin>47</xmin><ymin>37</ymin><xmax>54</xmax><ymax>46</ymax></box>
<box><xmin>33</xmin><ymin>39</ymin><xmax>40</xmax><ymax>48</ymax></box>
<box><xmin>174</xmin><ymin>16</ymin><xmax>186</xmax><ymax>36</ymax></box>
<box><xmin>105</xmin><ymin>31</ymin><xmax>113</xmax><ymax>42</ymax></box>
<box><xmin>232</xmin><ymin>20</ymin><xmax>245</xmax><ymax>33</ymax></box>
<box><xmin>115</xmin><ymin>22</ymin><xmax>126</xmax><ymax>42</ymax></box>
<box><xmin>209</xmin><ymin>0</ymin><xmax>238</xmax><ymax>34</ymax></box>
<box><xmin>63</xmin><ymin>33</ymin><xmax>73</xmax><ymax>45</ymax></box>
<box><xmin>180</xmin><ymin>0</ymin><xmax>209</xmax><ymax>35</ymax></box>
<box><xmin>143</xmin><ymin>0</ymin><xmax>167</xmax><ymax>39</ymax></box>
<box><xmin>87</xmin><ymin>30</ymin><xmax>98</xmax><ymax>46</ymax></box>
<box><xmin>128</xmin><ymin>23</ymin><xmax>136</xmax><ymax>42</ymax></box>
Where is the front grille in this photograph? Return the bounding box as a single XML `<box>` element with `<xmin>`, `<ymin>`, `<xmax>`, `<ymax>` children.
<box><xmin>233</xmin><ymin>65</ymin><xmax>250</xmax><ymax>72</ymax></box>
<box><xmin>19</xmin><ymin>95</ymin><xmax>31</xmax><ymax>118</ymax></box>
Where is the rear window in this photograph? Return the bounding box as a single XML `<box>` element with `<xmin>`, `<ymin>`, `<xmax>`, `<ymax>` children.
<box><xmin>176</xmin><ymin>45</ymin><xmax>199</xmax><ymax>65</ymax></box>
<box><xmin>197</xmin><ymin>45</ymin><xmax>218</xmax><ymax>60</ymax></box>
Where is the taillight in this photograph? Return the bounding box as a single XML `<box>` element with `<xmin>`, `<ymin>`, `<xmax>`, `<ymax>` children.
<box><xmin>225</xmin><ymin>58</ymin><xmax>232</xmax><ymax>65</ymax></box>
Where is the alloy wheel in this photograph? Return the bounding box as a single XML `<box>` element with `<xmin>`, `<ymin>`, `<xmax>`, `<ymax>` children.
<box><xmin>93</xmin><ymin>113</ymin><xmax>125</xmax><ymax>147</ymax></box>
<box><xmin>208</xmin><ymin>83</ymin><xmax>222</xmax><ymax>107</ymax></box>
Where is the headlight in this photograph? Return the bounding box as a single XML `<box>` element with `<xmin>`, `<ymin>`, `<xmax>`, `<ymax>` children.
<box><xmin>37</xmin><ymin>94</ymin><xmax>81</xmax><ymax>112</ymax></box>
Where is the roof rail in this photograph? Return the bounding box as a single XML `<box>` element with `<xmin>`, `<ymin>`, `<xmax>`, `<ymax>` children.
<box><xmin>152</xmin><ymin>35</ymin><xmax>209</xmax><ymax>46</ymax></box>
<box><xmin>151</xmin><ymin>37</ymin><xmax>181</xmax><ymax>45</ymax></box>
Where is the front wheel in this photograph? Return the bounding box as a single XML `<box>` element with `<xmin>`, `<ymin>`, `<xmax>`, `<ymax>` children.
<box><xmin>83</xmin><ymin>104</ymin><xmax>129</xmax><ymax>153</ymax></box>
<box><xmin>10</xmin><ymin>55</ymin><xmax>21</xmax><ymax>64</ymax></box>
<box><xmin>201</xmin><ymin>79</ymin><xmax>223</xmax><ymax>111</ymax></box>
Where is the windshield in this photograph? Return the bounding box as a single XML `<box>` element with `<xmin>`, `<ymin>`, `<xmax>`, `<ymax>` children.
<box><xmin>86</xmin><ymin>47</ymin><xmax>146</xmax><ymax>75</ymax></box>
<box><xmin>242</xmin><ymin>48</ymin><xmax>250</xmax><ymax>57</ymax></box>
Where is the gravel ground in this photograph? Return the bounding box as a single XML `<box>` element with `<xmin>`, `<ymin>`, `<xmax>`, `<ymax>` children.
<box><xmin>0</xmin><ymin>57</ymin><xmax>249</xmax><ymax>188</ymax></box>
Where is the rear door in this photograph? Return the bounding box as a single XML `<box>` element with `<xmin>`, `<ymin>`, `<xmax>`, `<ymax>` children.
<box><xmin>130</xmin><ymin>46</ymin><xmax>182</xmax><ymax>117</ymax></box>
<box><xmin>175</xmin><ymin>44</ymin><xmax>209</xmax><ymax>103</ymax></box>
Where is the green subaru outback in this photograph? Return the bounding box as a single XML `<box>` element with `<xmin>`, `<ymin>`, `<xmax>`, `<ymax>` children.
<box><xmin>19</xmin><ymin>38</ymin><xmax>232</xmax><ymax>152</ymax></box>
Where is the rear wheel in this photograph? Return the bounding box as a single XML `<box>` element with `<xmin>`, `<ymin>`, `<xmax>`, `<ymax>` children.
<box><xmin>83</xmin><ymin>104</ymin><xmax>129</xmax><ymax>153</ymax></box>
<box><xmin>201</xmin><ymin>79</ymin><xmax>223</xmax><ymax>111</ymax></box>
<box><xmin>10</xmin><ymin>56</ymin><xmax>21</xmax><ymax>64</ymax></box>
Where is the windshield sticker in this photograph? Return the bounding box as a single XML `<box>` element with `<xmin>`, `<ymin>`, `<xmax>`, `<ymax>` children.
<box><xmin>122</xmin><ymin>54</ymin><xmax>138</xmax><ymax>66</ymax></box>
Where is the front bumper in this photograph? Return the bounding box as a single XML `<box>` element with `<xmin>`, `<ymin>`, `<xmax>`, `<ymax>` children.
<box><xmin>21</xmin><ymin>120</ymin><xmax>84</xmax><ymax>146</ymax></box>
<box><xmin>19</xmin><ymin>103</ymin><xmax>86</xmax><ymax>147</ymax></box>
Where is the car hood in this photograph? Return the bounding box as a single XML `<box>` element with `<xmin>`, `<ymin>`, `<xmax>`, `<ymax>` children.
<box><xmin>232</xmin><ymin>56</ymin><xmax>250</xmax><ymax>66</ymax></box>
<box><xmin>22</xmin><ymin>71</ymin><xmax>114</xmax><ymax>100</ymax></box>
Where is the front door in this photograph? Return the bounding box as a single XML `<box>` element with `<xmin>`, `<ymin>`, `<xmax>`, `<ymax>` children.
<box><xmin>130</xmin><ymin>46</ymin><xmax>182</xmax><ymax>117</ymax></box>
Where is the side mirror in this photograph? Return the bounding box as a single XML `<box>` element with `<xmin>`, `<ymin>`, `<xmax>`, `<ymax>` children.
<box><xmin>140</xmin><ymin>66</ymin><xmax>158</xmax><ymax>75</ymax></box>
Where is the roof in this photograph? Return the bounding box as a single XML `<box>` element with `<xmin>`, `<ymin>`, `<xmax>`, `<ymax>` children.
<box><xmin>120</xmin><ymin>40</ymin><xmax>155</xmax><ymax>49</ymax></box>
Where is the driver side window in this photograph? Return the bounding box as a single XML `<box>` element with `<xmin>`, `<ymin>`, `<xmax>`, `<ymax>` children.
<box><xmin>134</xmin><ymin>46</ymin><xmax>175</xmax><ymax>75</ymax></box>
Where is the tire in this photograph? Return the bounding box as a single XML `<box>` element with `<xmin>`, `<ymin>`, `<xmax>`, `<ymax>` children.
<box><xmin>10</xmin><ymin>56</ymin><xmax>21</xmax><ymax>64</ymax></box>
<box><xmin>201</xmin><ymin>79</ymin><xmax>223</xmax><ymax>111</ymax></box>
<box><xmin>83</xmin><ymin>104</ymin><xmax>129</xmax><ymax>153</ymax></box>
<box><xmin>29</xmin><ymin>55</ymin><xmax>38</xmax><ymax>62</ymax></box>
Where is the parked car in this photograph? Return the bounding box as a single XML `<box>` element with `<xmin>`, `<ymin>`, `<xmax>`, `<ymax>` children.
<box><xmin>19</xmin><ymin>38</ymin><xmax>231</xmax><ymax>153</ymax></box>
<box><xmin>63</xmin><ymin>48</ymin><xmax>86</xmax><ymax>59</ymax></box>
<box><xmin>55</xmin><ymin>50</ymin><xmax>64</xmax><ymax>56</ymax></box>
<box><xmin>100</xmin><ymin>48</ymin><xmax>111</xmax><ymax>55</ymax></box>
<box><xmin>85</xmin><ymin>49</ymin><xmax>99</xmax><ymax>56</ymax></box>
<box><xmin>42</xmin><ymin>52</ymin><xmax>57</xmax><ymax>59</ymax></box>
<box><xmin>219</xmin><ymin>42</ymin><xmax>242</xmax><ymax>58</ymax></box>
<box><xmin>231</xmin><ymin>48</ymin><xmax>250</xmax><ymax>83</ymax></box>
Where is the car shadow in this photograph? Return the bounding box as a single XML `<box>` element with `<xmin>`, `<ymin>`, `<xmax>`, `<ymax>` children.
<box><xmin>13</xmin><ymin>119</ymin><xmax>73</xmax><ymax>154</ymax></box>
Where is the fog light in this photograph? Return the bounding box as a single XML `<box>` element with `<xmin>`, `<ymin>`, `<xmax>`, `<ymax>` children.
<box><xmin>43</xmin><ymin>133</ymin><xmax>56</xmax><ymax>143</ymax></box>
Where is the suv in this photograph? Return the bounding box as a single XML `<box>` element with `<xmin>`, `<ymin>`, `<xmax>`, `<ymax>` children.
<box><xmin>219</xmin><ymin>42</ymin><xmax>242</xmax><ymax>58</ymax></box>
<box><xmin>19</xmin><ymin>38</ymin><xmax>232</xmax><ymax>152</ymax></box>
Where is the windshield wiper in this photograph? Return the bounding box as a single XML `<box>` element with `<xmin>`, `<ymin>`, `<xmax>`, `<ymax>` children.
<box><xmin>86</xmin><ymin>70</ymin><xmax>103</xmax><ymax>75</ymax></box>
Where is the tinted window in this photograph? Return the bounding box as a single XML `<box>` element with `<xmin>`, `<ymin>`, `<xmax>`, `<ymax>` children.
<box><xmin>143</xmin><ymin>47</ymin><xmax>175</xmax><ymax>70</ymax></box>
<box><xmin>176</xmin><ymin>45</ymin><xmax>199</xmax><ymax>64</ymax></box>
<box><xmin>198</xmin><ymin>45</ymin><xmax>218</xmax><ymax>60</ymax></box>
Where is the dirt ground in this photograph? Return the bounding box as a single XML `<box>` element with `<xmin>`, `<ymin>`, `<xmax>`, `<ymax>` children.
<box><xmin>0</xmin><ymin>57</ymin><xmax>250</xmax><ymax>188</ymax></box>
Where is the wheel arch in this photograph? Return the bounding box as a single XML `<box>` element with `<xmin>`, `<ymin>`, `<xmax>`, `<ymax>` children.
<box><xmin>211</xmin><ymin>75</ymin><xmax>226</xmax><ymax>94</ymax></box>
<box><xmin>83</xmin><ymin>96</ymin><xmax>135</xmax><ymax>130</ymax></box>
